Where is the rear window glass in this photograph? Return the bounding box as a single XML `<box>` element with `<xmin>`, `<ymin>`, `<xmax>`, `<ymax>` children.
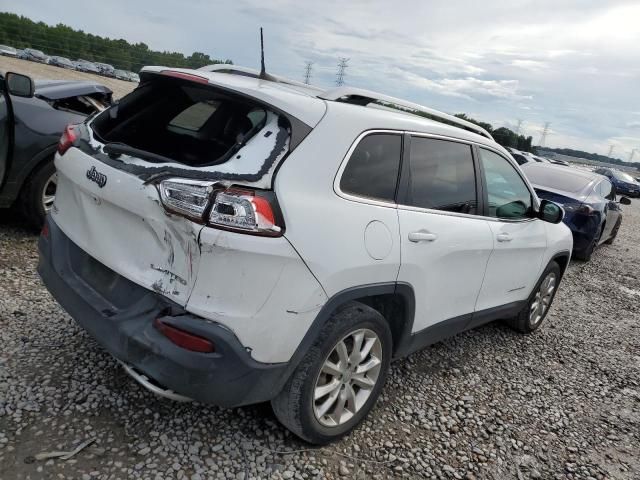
<box><xmin>340</xmin><ymin>134</ymin><xmax>402</xmax><ymax>202</ymax></box>
<box><xmin>524</xmin><ymin>165</ymin><xmax>593</xmax><ymax>193</ymax></box>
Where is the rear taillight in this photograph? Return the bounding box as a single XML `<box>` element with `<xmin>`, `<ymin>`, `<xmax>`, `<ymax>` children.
<box><xmin>157</xmin><ymin>178</ymin><xmax>283</xmax><ymax>236</ymax></box>
<box><xmin>209</xmin><ymin>188</ymin><xmax>281</xmax><ymax>236</ymax></box>
<box><xmin>57</xmin><ymin>124</ymin><xmax>78</xmax><ymax>155</ymax></box>
<box><xmin>154</xmin><ymin>319</ymin><xmax>215</xmax><ymax>353</ymax></box>
<box><xmin>564</xmin><ymin>203</ymin><xmax>595</xmax><ymax>215</ymax></box>
<box><xmin>158</xmin><ymin>179</ymin><xmax>213</xmax><ymax>220</ymax></box>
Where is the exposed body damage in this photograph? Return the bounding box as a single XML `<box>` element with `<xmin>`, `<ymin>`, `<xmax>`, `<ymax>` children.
<box><xmin>83</xmin><ymin>111</ymin><xmax>291</xmax><ymax>189</ymax></box>
<box><xmin>185</xmin><ymin>227</ymin><xmax>327</xmax><ymax>363</ymax></box>
<box><xmin>52</xmin><ymin>148</ymin><xmax>202</xmax><ymax>308</ymax></box>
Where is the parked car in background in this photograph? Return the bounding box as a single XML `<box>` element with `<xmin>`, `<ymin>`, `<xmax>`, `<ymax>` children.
<box><xmin>75</xmin><ymin>59</ymin><xmax>101</xmax><ymax>74</ymax></box>
<box><xmin>48</xmin><ymin>56</ymin><xmax>76</xmax><ymax>70</ymax></box>
<box><xmin>114</xmin><ymin>69</ymin><xmax>129</xmax><ymax>81</ymax></box>
<box><xmin>95</xmin><ymin>62</ymin><xmax>115</xmax><ymax>77</ymax></box>
<box><xmin>127</xmin><ymin>71</ymin><xmax>140</xmax><ymax>83</ymax></box>
<box><xmin>593</xmin><ymin>167</ymin><xmax>640</xmax><ymax>198</ymax></box>
<box><xmin>0</xmin><ymin>72</ymin><xmax>112</xmax><ymax>228</ymax></box>
<box><xmin>0</xmin><ymin>44</ymin><xmax>17</xmax><ymax>57</ymax></box>
<box><xmin>523</xmin><ymin>162</ymin><xmax>631</xmax><ymax>261</ymax></box>
<box><xmin>21</xmin><ymin>48</ymin><xmax>48</xmax><ymax>63</ymax></box>
<box><xmin>38</xmin><ymin>65</ymin><xmax>572</xmax><ymax>444</ymax></box>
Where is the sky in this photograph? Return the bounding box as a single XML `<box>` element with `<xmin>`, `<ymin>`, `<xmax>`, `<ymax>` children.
<box><xmin>3</xmin><ymin>0</ymin><xmax>640</xmax><ymax>160</ymax></box>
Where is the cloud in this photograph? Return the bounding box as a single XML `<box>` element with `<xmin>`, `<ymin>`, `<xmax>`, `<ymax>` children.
<box><xmin>5</xmin><ymin>0</ymin><xmax>639</xmax><ymax>157</ymax></box>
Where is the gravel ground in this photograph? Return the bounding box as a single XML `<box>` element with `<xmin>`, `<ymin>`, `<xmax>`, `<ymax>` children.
<box><xmin>0</xmin><ymin>56</ymin><xmax>136</xmax><ymax>99</ymax></box>
<box><xmin>1</xmin><ymin>200</ymin><xmax>639</xmax><ymax>480</ymax></box>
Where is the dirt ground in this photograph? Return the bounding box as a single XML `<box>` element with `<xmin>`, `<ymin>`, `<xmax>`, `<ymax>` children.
<box><xmin>0</xmin><ymin>56</ymin><xmax>137</xmax><ymax>99</ymax></box>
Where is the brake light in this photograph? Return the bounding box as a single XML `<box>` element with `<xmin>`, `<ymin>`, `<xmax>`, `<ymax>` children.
<box><xmin>160</xmin><ymin>70</ymin><xmax>209</xmax><ymax>84</ymax></box>
<box><xmin>564</xmin><ymin>203</ymin><xmax>595</xmax><ymax>215</ymax></box>
<box><xmin>154</xmin><ymin>319</ymin><xmax>215</xmax><ymax>353</ymax></box>
<box><xmin>209</xmin><ymin>188</ymin><xmax>282</xmax><ymax>236</ymax></box>
<box><xmin>156</xmin><ymin>178</ymin><xmax>283</xmax><ymax>236</ymax></box>
<box><xmin>58</xmin><ymin>125</ymin><xmax>78</xmax><ymax>155</ymax></box>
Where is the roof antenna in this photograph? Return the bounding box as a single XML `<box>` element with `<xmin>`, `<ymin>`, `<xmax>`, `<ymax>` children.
<box><xmin>259</xmin><ymin>27</ymin><xmax>267</xmax><ymax>79</ymax></box>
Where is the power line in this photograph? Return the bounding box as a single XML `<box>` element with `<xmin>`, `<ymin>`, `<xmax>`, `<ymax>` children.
<box><xmin>336</xmin><ymin>58</ymin><xmax>349</xmax><ymax>86</ymax></box>
<box><xmin>607</xmin><ymin>145</ymin><xmax>615</xmax><ymax>158</ymax></box>
<box><xmin>303</xmin><ymin>61</ymin><xmax>313</xmax><ymax>85</ymax></box>
<box><xmin>538</xmin><ymin>122</ymin><xmax>550</xmax><ymax>147</ymax></box>
<box><xmin>515</xmin><ymin>119</ymin><xmax>523</xmax><ymax>136</ymax></box>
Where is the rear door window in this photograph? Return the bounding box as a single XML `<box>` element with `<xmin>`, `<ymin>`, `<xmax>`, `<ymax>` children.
<box><xmin>339</xmin><ymin>133</ymin><xmax>402</xmax><ymax>202</ymax></box>
<box><xmin>479</xmin><ymin>148</ymin><xmax>532</xmax><ymax>219</ymax></box>
<box><xmin>402</xmin><ymin>136</ymin><xmax>478</xmax><ymax>214</ymax></box>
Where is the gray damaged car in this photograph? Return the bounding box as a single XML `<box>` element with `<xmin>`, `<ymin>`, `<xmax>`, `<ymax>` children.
<box><xmin>0</xmin><ymin>72</ymin><xmax>112</xmax><ymax>227</ymax></box>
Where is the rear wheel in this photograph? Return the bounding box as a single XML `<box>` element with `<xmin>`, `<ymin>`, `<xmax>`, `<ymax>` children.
<box><xmin>271</xmin><ymin>302</ymin><xmax>392</xmax><ymax>444</ymax></box>
<box><xmin>19</xmin><ymin>160</ymin><xmax>56</xmax><ymax>230</ymax></box>
<box><xmin>506</xmin><ymin>261</ymin><xmax>561</xmax><ymax>334</ymax></box>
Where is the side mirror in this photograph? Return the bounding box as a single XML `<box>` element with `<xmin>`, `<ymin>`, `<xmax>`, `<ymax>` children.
<box><xmin>619</xmin><ymin>196</ymin><xmax>632</xmax><ymax>205</ymax></box>
<box><xmin>6</xmin><ymin>72</ymin><xmax>34</xmax><ymax>98</ymax></box>
<box><xmin>538</xmin><ymin>199</ymin><xmax>564</xmax><ymax>224</ymax></box>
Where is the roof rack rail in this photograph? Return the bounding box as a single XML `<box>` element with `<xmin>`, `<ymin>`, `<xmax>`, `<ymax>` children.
<box><xmin>198</xmin><ymin>64</ymin><xmax>324</xmax><ymax>92</ymax></box>
<box><xmin>318</xmin><ymin>86</ymin><xmax>493</xmax><ymax>140</ymax></box>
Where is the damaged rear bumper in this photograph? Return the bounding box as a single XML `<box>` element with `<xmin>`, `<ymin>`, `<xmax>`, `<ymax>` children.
<box><xmin>38</xmin><ymin>216</ymin><xmax>290</xmax><ymax>408</ymax></box>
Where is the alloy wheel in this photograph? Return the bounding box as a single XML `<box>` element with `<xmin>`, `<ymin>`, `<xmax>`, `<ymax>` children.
<box><xmin>42</xmin><ymin>172</ymin><xmax>58</xmax><ymax>213</ymax></box>
<box><xmin>313</xmin><ymin>328</ymin><xmax>382</xmax><ymax>427</ymax></box>
<box><xmin>529</xmin><ymin>272</ymin><xmax>557</xmax><ymax>326</ymax></box>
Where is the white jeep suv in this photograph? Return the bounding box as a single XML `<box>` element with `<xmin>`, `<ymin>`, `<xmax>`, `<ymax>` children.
<box><xmin>38</xmin><ymin>65</ymin><xmax>572</xmax><ymax>444</ymax></box>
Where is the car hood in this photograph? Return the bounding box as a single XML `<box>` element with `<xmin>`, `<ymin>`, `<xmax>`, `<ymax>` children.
<box><xmin>34</xmin><ymin>80</ymin><xmax>112</xmax><ymax>100</ymax></box>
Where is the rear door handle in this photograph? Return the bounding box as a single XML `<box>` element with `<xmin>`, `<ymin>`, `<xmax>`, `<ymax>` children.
<box><xmin>496</xmin><ymin>233</ymin><xmax>512</xmax><ymax>242</ymax></box>
<box><xmin>408</xmin><ymin>231</ymin><xmax>438</xmax><ymax>243</ymax></box>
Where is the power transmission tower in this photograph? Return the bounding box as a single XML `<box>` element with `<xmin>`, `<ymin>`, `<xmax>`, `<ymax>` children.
<box><xmin>303</xmin><ymin>61</ymin><xmax>313</xmax><ymax>85</ymax></box>
<box><xmin>538</xmin><ymin>122</ymin><xmax>550</xmax><ymax>147</ymax></box>
<box><xmin>607</xmin><ymin>145</ymin><xmax>615</xmax><ymax>158</ymax></box>
<box><xmin>629</xmin><ymin>148</ymin><xmax>638</xmax><ymax>162</ymax></box>
<box><xmin>515</xmin><ymin>119</ymin><xmax>523</xmax><ymax>136</ymax></box>
<box><xmin>336</xmin><ymin>58</ymin><xmax>349</xmax><ymax>86</ymax></box>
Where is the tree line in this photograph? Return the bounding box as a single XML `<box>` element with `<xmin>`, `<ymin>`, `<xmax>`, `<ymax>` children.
<box><xmin>0</xmin><ymin>12</ymin><xmax>231</xmax><ymax>72</ymax></box>
<box><xmin>454</xmin><ymin>114</ymin><xmax>533</xmax><ymax>152</ymax></box>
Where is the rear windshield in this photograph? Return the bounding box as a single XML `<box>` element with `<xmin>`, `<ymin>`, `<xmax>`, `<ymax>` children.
<box><xmin>525</xmin><ymin>166</ymin><xmax>592</xmax><ymax>193</ymax></box>
<box><xmin>91</xmin><ymin>74</ymin><xmax>279</xmax><ymax>168</ymax></box>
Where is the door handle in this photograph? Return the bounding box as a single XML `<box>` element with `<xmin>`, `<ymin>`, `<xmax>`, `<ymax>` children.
<box><xmin>496</xmin><ymin>233</ymin><xmax>512</xmax><ymax>242</ymax></box>
<box><xmin>408</xmin><ymin>231</ymin><xmax>438</xmax><ymax>243</ymax></box>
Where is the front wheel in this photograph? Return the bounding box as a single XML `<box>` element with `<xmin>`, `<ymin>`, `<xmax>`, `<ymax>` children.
<box><xmin>506</xmin><ymin>261</ymin><xmax>561</xmax><ymax>334</ymax></box>
<box><xmin>271</xmin><ymin>302</ymin><xmax>392</xmax><ymax>444</ymax></box>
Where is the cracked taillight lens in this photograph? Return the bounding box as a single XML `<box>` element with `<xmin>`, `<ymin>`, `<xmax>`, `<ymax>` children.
<box><xmin>158</xmin><ymin>179</ymin><xmax>213</xmax><ymax>220</ymax></box>
<box><xmin>209</xmin><ymin>188</ymin><xmax>282</xmax><ymax>236</ymax></box>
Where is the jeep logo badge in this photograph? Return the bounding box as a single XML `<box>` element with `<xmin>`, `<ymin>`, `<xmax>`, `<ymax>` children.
<box><xmin>86</xmin><ymin>166</ymin><xmax>107</xmax><ymax>188</ymax></box>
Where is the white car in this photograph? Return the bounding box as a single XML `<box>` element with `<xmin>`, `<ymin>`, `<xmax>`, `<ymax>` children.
<box><xmin>38</xmin><ymin>65</ymin><xmax>573</xmax><ymax>444</ymax></box>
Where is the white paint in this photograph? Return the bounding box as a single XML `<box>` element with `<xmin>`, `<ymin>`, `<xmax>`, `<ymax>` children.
<box><xmin>364</xmin><ymin>220</ymin><xmax>393</xmax><ymax>260</ymax></box>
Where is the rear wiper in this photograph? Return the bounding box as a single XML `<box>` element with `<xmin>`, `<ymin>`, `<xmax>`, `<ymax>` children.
<box><xmin>103</xmin><ymin>142</ymin><xmax>175</xmax><ymax>164</ymax></box>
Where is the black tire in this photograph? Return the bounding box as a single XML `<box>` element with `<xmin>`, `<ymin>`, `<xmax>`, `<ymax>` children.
<box><xmin>506</xmin><ymin>261</ymin><xmax>561</xmax><ymax>334</ymax></box>
<box><xmin>604</xmin><ymin>218</ymin><xmax>622</xmax><ymax>245</ymax></box>
<box><xmin>271</xmin><ymin>301</ymin><xmax>392</xmax><ymax>445</ymax></box>
<box><xmin>19</xmin><ymin>160</ymin><xmax>56</xmax><ymax>230</ymax></box>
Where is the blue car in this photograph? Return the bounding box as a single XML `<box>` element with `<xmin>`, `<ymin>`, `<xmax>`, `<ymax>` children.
<box><xmin>594</xmin><ymin>167</ymin><xmax>640</xmax><ymax>198</ymax></box>
<box><xmin>522</xmin><ymin>163</ymin><xmax>631</xmax><ymax>261</ymax></box>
